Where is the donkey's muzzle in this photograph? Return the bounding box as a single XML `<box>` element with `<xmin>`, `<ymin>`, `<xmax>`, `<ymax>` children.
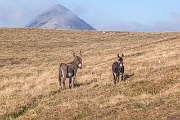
<box><xmin>78</xmin><ymin>64</ymin><xmax>82</xmax><ymax>69</ymax></box>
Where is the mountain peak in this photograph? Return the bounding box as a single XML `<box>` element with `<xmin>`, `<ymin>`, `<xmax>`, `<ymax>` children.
<box><xmin>25</xmin><ymin>4</ymin><xmax>95</xmax><ymax>30</ymax></box>
<box><xmin>48</xmin><ymin>4</ymin><xmax>70</xmax><ymax>13</ymax></box>
<box><xmin>52</xmin><ymin>4</ymin><xmax>66</xmax><ymax>9</ymax></box>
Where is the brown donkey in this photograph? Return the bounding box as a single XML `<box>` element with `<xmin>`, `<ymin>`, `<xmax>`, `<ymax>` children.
<box><xmin>58</xmin><ymin>51</ymin><xmax>82</xmax><ymax>91</ymax></box>
<box><xmin>112</xmin><ymin>54</ymin><xmax>124</xmax><ymax>85</ymax></box>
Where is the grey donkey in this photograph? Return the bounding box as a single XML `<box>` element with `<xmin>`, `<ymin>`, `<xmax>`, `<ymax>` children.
<box><xmin>112</xmin><ymin>53</ymin><xmax>124</xmax><ymax>85</ymax></box>
<box><xmin>58</xmin><ymin>51</ymin><xmax>82</xmax><ymax>91</ymax></box>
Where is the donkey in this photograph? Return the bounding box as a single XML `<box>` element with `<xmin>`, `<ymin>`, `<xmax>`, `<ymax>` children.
<box><xmin>112</xmin><ymin>53</ymin><xmax>124</xmax><ymax>85</ymax></box>
<box><xmin>58</xmin><ymin>51</ymin><xmax>82</xmax><ymax>92</ymax></box>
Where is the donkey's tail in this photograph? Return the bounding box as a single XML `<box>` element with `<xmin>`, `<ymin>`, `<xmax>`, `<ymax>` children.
<box><xmin>58</xmin><ymin>63</ymin><xmax>63</xmax><ymax>80</ymax></box>
<box><xmin>58</xmin><ymin>63</ymin><xmax>63</xmax><ymax>92</ymax></box>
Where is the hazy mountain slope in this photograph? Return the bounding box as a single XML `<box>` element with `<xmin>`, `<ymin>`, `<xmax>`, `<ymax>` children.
<box><xmin>25</xmin><ymin>4</ymin><xmax>96</xmax><ymax>30</ymax></box>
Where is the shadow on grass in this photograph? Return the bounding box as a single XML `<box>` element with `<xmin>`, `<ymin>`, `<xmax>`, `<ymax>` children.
<box><xmin>0</xmin><ymin>65</ymin><xmax>5</xmax><ymax>67</ymax></box>
<box><xmin>124</xmin><ymin>73</ymin><xmax>134</xmax><ymax>81</ymax></box>
<box><xmin>55</xmin><ymin>79</ymin><xmax>98</xmax><ymax>93</ymax></box>
<box><xmin>75</xmin><ymin>79</ymin><xmax>98</xmax><ymax>87</ymax></box>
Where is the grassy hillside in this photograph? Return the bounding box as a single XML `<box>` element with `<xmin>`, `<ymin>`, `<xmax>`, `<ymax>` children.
<box><xmin>0</xmin><ymin>28</ymin><xmax>180</xmax><ymax>120</ymax></box>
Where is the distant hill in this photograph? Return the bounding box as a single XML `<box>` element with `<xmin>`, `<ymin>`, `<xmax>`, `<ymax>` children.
<box><xmin>25</xmin><ymin>4</ymin><xmax>96</xmax><ymax>30</ymax></box>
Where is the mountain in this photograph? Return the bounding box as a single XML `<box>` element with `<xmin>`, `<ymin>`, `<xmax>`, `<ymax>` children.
<box><xmin>25</xmin><ymin>4</ymin><xmax>96</xmax><ymax>30</ymax></box>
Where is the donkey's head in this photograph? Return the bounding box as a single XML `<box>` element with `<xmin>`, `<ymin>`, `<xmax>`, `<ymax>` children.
<box><xmin>73</xmin><ymin>51</ymin><xmax>83</xmax><ymax>69</ymax></box>
<box><xmin>117</xmin><ymin>53</ymin><xmax>124</xmax><ymax>63</ymax></box>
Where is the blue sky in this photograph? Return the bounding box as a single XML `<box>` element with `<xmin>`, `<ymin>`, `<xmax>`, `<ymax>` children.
<box><xmin>0</xmin><ymin>0</ymin><xmax>180</xmax><ymax>32</ymax></box>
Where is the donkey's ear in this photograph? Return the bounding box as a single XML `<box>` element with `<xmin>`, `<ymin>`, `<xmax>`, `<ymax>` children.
<box><xmin>73</xmin><ymin>53</ymin><xmax>76</xmax><ymax>57</ymax></box>
<box><xmin>80</xmin><ymin>51</ymin><xmax>82</xmax><ymax>57</ymax></box>
<box><xmin>122</xmin><ymin>53</ymin><xmax>124</xmax><ymax>57</ymax></box>
<box><xmin>117</xmin><ymin>54</ymin><xmax>120</xmax><ymax>58</ymax></box>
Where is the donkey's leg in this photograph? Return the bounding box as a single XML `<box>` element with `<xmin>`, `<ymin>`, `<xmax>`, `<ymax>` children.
<box><xmin>62</xmin><ymin>78</ymin><xmax>66</xmax><ymax>90</ymax></box>
<box><xmin>121</xmin><ymin>66</ymin><xmax>125</xmax><ymax>81</ymax></box>
<box><xmin>71</xmin><ymin>77</ymin><xmax>75</xmax><ymax>88</ymax></box>
<box><xmin>61</xmin><ymin>73</ymin><xmax>66</xmax><ymax>90</ymax></box>
<box><xmin>117</xmin><ymin>74</ymin><xmax>120</xmax><ymax>83</ymax></box>
<box><xmin>113</xmin><ymin>73</ymin><xmax>116</xmax><ymax>85</ymax></box>
<box><xmin>58</xmin><ymin>67</ymin><xmax>62</xmax><ymax>92</ymax></box>
<box><xmin>69</xmin><ymin>78</ymin><xmax>72</xmax><ymax>89</ymax></box>
<box><xmin>121</xmin><ymin>74</ymin><xmax>124</xmax><ymax>81</ymax></box>
<box><xmin>61</xmin><ymin>67</ymin><xmax>67</xmax><ymax>90</ymax></box>
<box><xmin>73</xmin><ymin>78</ymin><xmax>76</xmax><ymax>87</ymax></box>
<box><xmin>115</xmin><ymin>75</ymin><xmax>117</xmax><ymax>85</ymax></box>
<box><xmin>58</xmin><ymin>76</ymin><xmax>61</xmax><ymax>92</ymax></box>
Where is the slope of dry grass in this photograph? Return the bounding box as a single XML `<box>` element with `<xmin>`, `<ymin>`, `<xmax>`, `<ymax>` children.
<box><xmin>0</xmin><ymin>28</ymin><xmax>180</xmax><ymax>120</ymax></box>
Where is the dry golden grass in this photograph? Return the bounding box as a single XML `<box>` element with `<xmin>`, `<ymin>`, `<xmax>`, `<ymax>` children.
<box><xmin>0</xmin><ymin>28</ymin><xmax>180</xmax><ymax>120</ymax></box>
